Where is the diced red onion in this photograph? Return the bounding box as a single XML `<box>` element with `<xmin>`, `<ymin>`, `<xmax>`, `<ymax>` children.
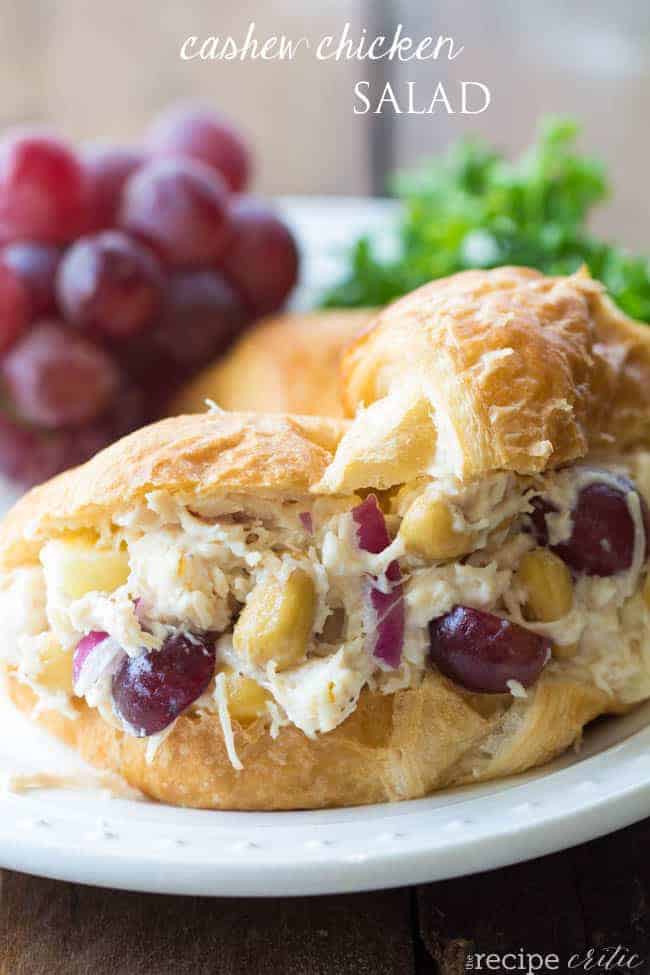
<box><xmin>352</xmin><ymin>494</ymin><xmax>391</xmax><ymax>553</ymax></box>
<box><xmin>352</xmin><ymin>495</ymin><xmax>404</xmax><ymax>669</ymax></box>
<box><xmin>133</xmin><ymin>596</ymin><xmax>146</xmax><ymax>623</ymax></box>
<box><xmin>73</xmin><ymin>630</ymin><xmax>109</xmax><ymax>687</ymax></box>
<box><xmin>299</xmin><ymin>511</ymin><xmax>313</xmax><ymax>533</ymax></box>
<box><xmin>368</xmin><ymin>562</ymin><xmax>405</xmax><ymax>669</ymax></box>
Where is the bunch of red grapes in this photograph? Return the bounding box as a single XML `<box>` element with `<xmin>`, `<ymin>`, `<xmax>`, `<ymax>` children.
<box><xmin>0</xmin><ymin>105</ymin><xmax>299</xmax><ymax>487</ymax></box>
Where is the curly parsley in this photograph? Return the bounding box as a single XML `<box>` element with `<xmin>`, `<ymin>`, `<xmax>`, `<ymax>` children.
<box><xmin>321</xmin><ymin>117</ymin><xmax>650</xmax><ymax>322</ymax></box>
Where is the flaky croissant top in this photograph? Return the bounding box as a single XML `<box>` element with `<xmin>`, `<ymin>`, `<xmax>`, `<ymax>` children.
<box><xmin>321</xmin><ymin>267</ymin><xmax>650</xmax><ymax>492</ymax></box>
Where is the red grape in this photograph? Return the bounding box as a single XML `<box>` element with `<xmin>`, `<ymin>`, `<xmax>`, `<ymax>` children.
<box><xmin>429</xmin><ymin>605</ymin><xmax>551</xmax><ymax>693</ymax></box>
<box><xmin>0</xmin><ymin>262</ymin><xmax>29</xmax><ymax>353</ymax></box>
<box><xmin>69</xmin><ymin>379</ymin><xmax>147</xmax><ymax>455</ymax></box>
<box><xmin>552</xmin><ymin>477</ymin><xmax>650</xmax><ymax>576</ymax></box>
<box><xmin>119</xmin><ymin>157</ymin><xmax>231</xmax><ymax>266</ymax></box>
<box><xmin>0</xmin><ymin>414</ymin><xmax>94</xmax><ymax>486</ymax></box>
<box><xmin>0</xmin><ymin>130</ymin><xmax>85</xmax><ymax>243</ymax></box>
<box><xmin>57</xmin><ymin>230</ymin><xmax>164</xmax><ymax>339</ymax></box>
<box><xmin>112</xmin><ymin>631</ymin><xmax>216</xmax><ymax>736</ymax></box>
<box><xmin>150</xmin><ymin>268</ymin><xmax>247</xmax><ymax>370</ymax></box>
<box><xmin>117</xmin><ymin>333</ymin><xmax>179</xmax><ymax>411</ymax></box>
<box><xmin>147</xmin><ymin>104</ymin><xmax>250</xmax><ymax>193</ymax></box>
<box><xmin>2</xmin><ymin>321</ymin><xmax>119</xmax><ymax>428</ymax></box>
<box><xmin>0</xmin><ymin>414</ymin><xmax>48</xmax><ymax>485</ymax></box>
<box><xmin>101</xmin><ymin>378</ymin><xmax>147</xmax><ymax>436</ymax></box>
<box><xmin>83</xmin><ymin>145</ymin><xmax>148</xmax><ymax>231</ymax></box>
<box><xmin>1</xmin><ymin>242</ymin><xmax>61</xmax><ymax>320</ymax></box>
<box><xmin>116</xmin><ymin>309</ymin><xmax>193</xmax><ymax>418</ymax></box>
<box><xmin>222</xmin><ymin>197</ymin><xmax>299</xmax><ymax>316</ymax></box>
<box><xmin>0</xmin><ymin>376</ymin><xmax>145</xmax><ymax>487</ymax></box>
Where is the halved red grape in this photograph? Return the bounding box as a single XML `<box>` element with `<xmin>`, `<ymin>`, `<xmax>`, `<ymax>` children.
<box><xmin>221</xmin><ymin>197</ymin><xmax>299</xmax><ymax>316</ymax></box>
<box><xmin>1</xmin><ymin>242</ymin><xmax>61</xmax><ymax>320</ymax></box>
<box><xmin>57</xmin><ymin>230</ymin><xmax>164</xmax><ymax>339</ymax></box>
<box><xmin>150</xmin><ymin>268</ymin><xmax>247</xmax><ymax>370</ymax></box>
<box><xmin>0</xmin><ymin>130</ymin><xmax>85</xmax><ymax>243</ymax></box>
<box><xmin>147</xmin><ymin>104</ymin><xmax>250</xmax><ymax>193</ymax></box>
<box><xmin>83</xmin><ymin>145</ymin><xmax>148</xmax><ymax>231</ymax></box>
<box><xmin>0</xmin><ymin>262</ymin><xmax>29</xmax><ymax>353</ymax></box>
<box><xmin>2</xmin><ymin>321</ymin><xmax>119</xmax><ymax>428</ymax></box>
<box><xmin>119</xmin><ymin>157</ymin><xmax>231</xmax><ymax>266</ymax></box>
<box><xmin>112</xmin><ymin>631</ymin><xmax>216</xmax><ymax>736</ymax></box>
<box><xmin>552</xmin><ymin>477</ymin><xmax>650</xmax><ymax>576</ymax></box>
<box><xmin>429</xmin><ymin>605</ymin><xmax>550</xmax><ymax>693</ymax></box>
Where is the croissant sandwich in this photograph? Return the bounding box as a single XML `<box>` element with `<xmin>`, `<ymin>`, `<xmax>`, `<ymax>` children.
<box><xmin>171</xmin><ymin>309</ymin><xmax>373</xmax><ymax>419</ymax></box>
<box><xmin>2</xmin><ymin>267</ymin><xmax>650</xmax><ymax>810</ymax></box>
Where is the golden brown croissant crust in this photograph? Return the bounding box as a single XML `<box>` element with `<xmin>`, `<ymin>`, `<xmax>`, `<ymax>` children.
<box><xmin>341</xmin><ymin>267</ymin><xmax>650</xmax><ymax>478</ymax></box>
<box><xmin>8</xmin><ymin>668</ymin><xmax>610</xmax><ymax>809</ymax></box>
<box><xmin>0</xmin><ymin>410</ymin><xmax>348</xmax><ymax>572</ymax></box>
<box><xmin>172</xmin><ymin>310</ymin><xmax>373</xmax><ymax>419</ymax></box>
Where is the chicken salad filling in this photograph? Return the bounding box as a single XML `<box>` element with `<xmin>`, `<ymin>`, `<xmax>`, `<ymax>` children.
<box><xmin>2</xmin><ymin>454</ymin><xmax>650</xmax><ymax>769</ymax></box>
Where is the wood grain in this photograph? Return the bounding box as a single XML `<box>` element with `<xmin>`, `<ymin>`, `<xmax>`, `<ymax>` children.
<box><xmin>2</xmin><ymin>820</ymin><xmax>650</xmax><ymax>973</ymax></box>
<box><xmin>416</xmin><ymin>851</ymin><xmax>586</xmax><ymax>974</ymax></box>
<box><xmin>415</xmin><ymin>820</ymin><xmax>650</xmax><ymax>974</ymax></box>
<box><xmin>0</xmin><ymin>874</ymin><xmax>414</xmax><ymax>975</ymax></box>
<box><xmin>569</xmin><ymin>818</ymin><xmax>650</xmax><ymax>968</ymax></box>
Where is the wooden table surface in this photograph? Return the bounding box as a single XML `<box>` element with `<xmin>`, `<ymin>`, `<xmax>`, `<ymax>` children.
<box><xmin>1</xmin><ymin>817</ymin><xmax>649</xmax><ymax>975</ymax></box>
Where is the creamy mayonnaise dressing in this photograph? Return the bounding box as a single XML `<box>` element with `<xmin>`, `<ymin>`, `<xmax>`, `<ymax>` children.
<box><xmin>2</xmin><ymin>456</ymin><xmax>650</xmax><ymax>768</ymax></box>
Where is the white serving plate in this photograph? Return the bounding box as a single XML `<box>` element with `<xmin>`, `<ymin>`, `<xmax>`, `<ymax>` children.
<box><xmin>1</xmin><ymin>198</ymin><xmax>649</xmax><ymax>897</ymax></box>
